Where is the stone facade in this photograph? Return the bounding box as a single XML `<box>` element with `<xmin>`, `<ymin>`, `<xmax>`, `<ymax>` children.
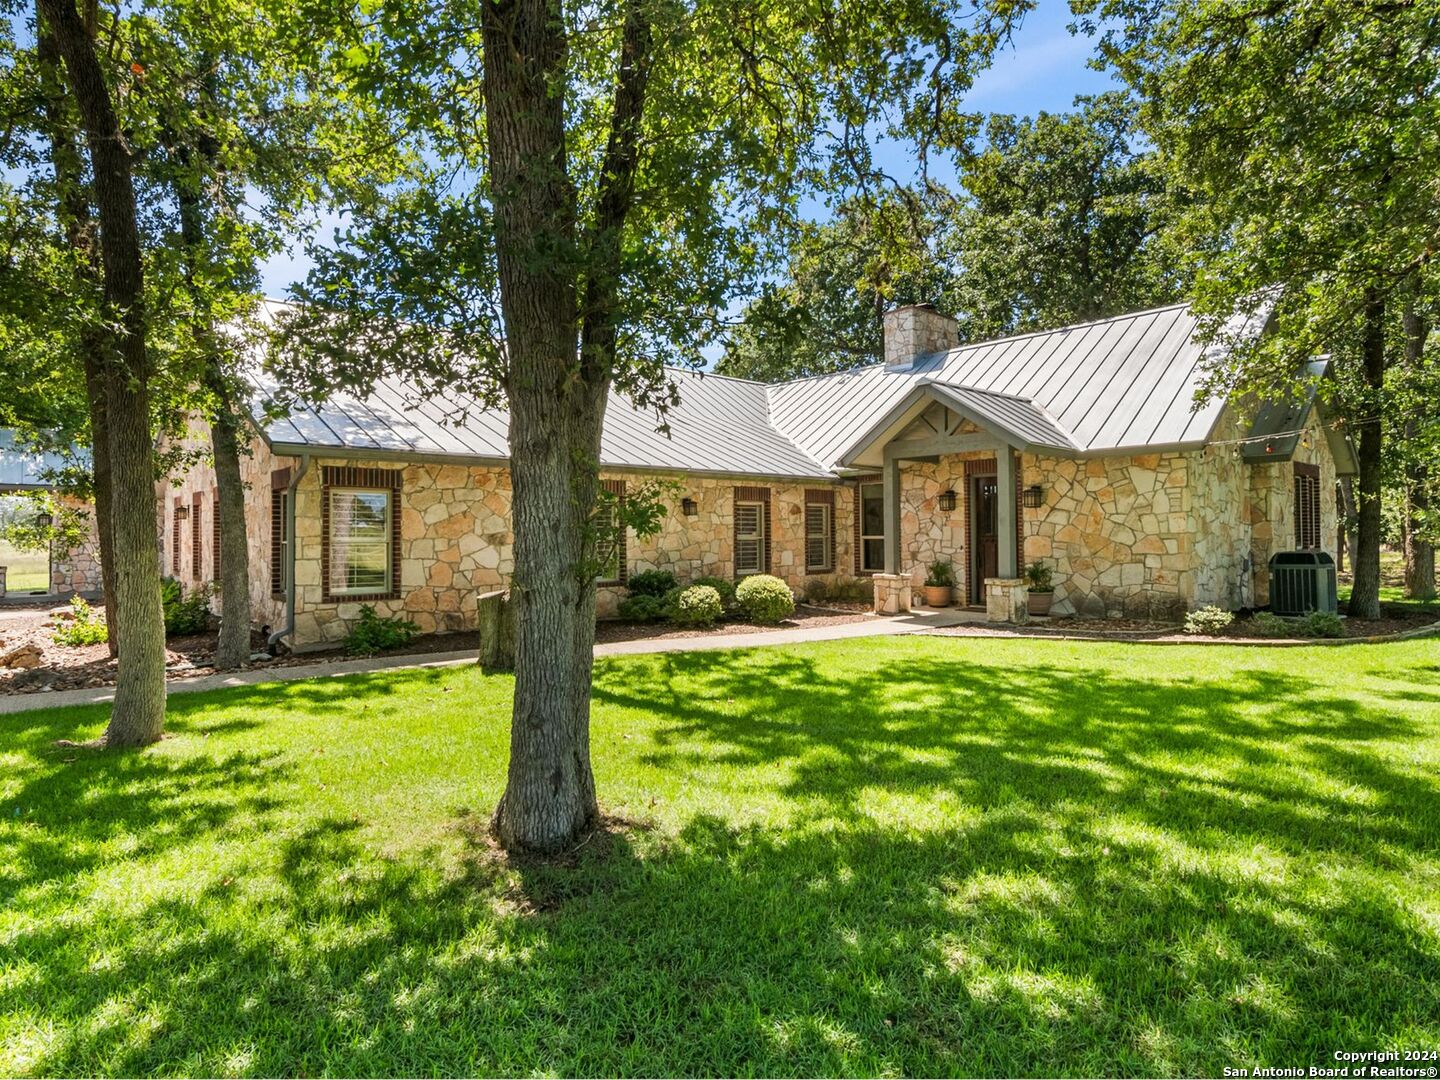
<box><xmin>50</xmin><ymin>494</ymin><xmax>103</xmax><ymax>596</ymax></box>
<box><xmin>882</xmin><ymin>305</ymin><xmax>960</xmax><ymax>371</ymax></box>
<box><xmin>1245</xmin><ymin>408</ymin><xmax>1340</xmax><ymax>606</ymax></box>
<box><xmin>148</xmin><ymin>398</ymin><xmax>1345</xmax><ymax>646</ymax></box>
<box><xmin>985</xmin><ymin>578</ymin><xmax>1028</xmax><ymax>624</ymax></box>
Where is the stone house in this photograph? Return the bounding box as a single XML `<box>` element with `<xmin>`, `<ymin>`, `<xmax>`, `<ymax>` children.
<box><xmin>157</xmin><ymin>300</ymin><xmax>1355</xmax><ymax>649</ymax></box>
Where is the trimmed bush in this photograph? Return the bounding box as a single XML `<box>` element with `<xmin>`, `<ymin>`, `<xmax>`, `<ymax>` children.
<box><xmin>691</xmin><ymin>576</ymin><xmax>736</xmax><ymax>608</ymax></box>
<box><xmin>672</xmin><ymin>585</ymin><xmax>724</xmax><ymax>627</ymax></box>
<box><xmin>735</xmin><ymin>574</ymin><xmax>795</xmax><ymax>624</ymax></box>
<box><xmin>1247</xmin><ymin>611</ymin><xmax>1292</xmax><ymax>638</ymax></box>
<box><xmin>1300</xmin><ymin>611</ymin><xmax>1345</xmax><ymax>638</ymax></box>
<box><xmin>345</xmin><ymin>604</ymin><xmax>419</xmax><ymax>656</ymax></box>
<box><xmin>803</xmin><ymin>578</ymin><xmax>872</xmax><ymax>605</ymax></box>
<box><xmin>1183</xmin><ymin>605</ymin><xmax>1233</xmax><ymax>635</ymax></box>
<box><xmin>162</xmin><ymin>576</ymin><xmax>212</xmax><ymax>636</ymax></box>
<box><xmin>627</xmin><ymin>569</ymin><xmax>678</xmax><ymax>598</ymax></box>
<box><xmin>617</xmin><ymin>593</ymin><xmax>668</xmax><ymax>623</ymax></box>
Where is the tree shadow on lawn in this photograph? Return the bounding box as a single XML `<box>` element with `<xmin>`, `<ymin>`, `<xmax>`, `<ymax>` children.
<box><xmin>4</xmin><ymin>651</ymin><xmax>1438</xmax><ymax>1075</ymax></box>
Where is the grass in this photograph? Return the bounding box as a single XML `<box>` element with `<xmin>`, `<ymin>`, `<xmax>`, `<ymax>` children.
<box><xmin>2</xmin><ymin>636</ymin><xmax>1439</xmax><ymax>1076</ymax></box>
<box><xmin>0</xmin><ymin>540</ymin><xmax>49</xmax><ymax>593</ymax></box>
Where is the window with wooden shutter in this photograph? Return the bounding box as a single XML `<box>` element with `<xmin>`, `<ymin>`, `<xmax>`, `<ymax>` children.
<box><xmin>1294</xmin><ymin>463</ymin><xmax>1321</xmax><ymax>549</ymax></box>
<box><xmin>596</xmin><ymin>479</ymin><xmax>627</xmax><ymax>584</ymax></box>
<box><xmin>735</xmin><ymin>501</ymin><xmax>764</xmax><ymax>575</ymax></box>
<box><xmin>804</xmin><ymin>489</ymin><xmax>834</xmax><ymax>572</ymax></box>
<box><xmin>211</xmin><ymin>488</ymin><xmax>220</xmax><ymax>580</ymax></box>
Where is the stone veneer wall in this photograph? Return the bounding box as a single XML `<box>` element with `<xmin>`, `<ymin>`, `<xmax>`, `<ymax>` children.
<box><xmin>50</xmin><ymin>493</ymin><xmax>104</xmax><ymax>596</ymax></box>
<box><xmin>1245</xmin><ymin>408</ymin><xmax>1340</xmax><ymax>605</ymax></box>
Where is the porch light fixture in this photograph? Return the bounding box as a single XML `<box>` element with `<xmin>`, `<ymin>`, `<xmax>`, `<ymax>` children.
<box><xmin>681</xmin><ymin>497</ymin><xmax>698</xmax><ymax>516</ymax></box>
<box><xmin>937</xmin><ymin>489</ymin><xmax>957</xmax><ymax>513</ymax></box>
<box><xmin>35</xmin><ymin>511</ymin><xmax>52</xmax><ymax>529</ymax></box>
<box><xmin>175</xmin><ymin>505</ymin><xmax>189</xmax><ymax>520</ymax></box>
<box><xmin>1023</xmin><ymin>485</ymin><xmax>1044</xmax><ymax>509</ymax></box>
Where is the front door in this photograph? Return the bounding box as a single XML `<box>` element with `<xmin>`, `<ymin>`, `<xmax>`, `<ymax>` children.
<box><xmin>971</xmin><ymin>474</ymin><xmax>998</xmax><ymax>603</ymax></box>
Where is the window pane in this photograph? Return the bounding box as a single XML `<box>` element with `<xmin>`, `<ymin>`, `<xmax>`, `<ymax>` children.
<box><xmin>863</xmin><ymin>538</ymin><xmax>885</xmax><ymax>572</ymax></box>
<box><xmin>861</xmin><ymin>484</ymin><xmax>884</xmax><ymax>535</ymax></box>
<box><xmin>331</xmin><ymin>489</ymin><xmax>391</xmax><ymax>593</ymax></box>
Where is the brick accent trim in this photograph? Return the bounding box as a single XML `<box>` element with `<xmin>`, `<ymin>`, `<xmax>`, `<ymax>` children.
<box><xmin>734</xmin><ymin>485</ymin><xmax>772</xmax><ymax>575</ymax></box>
<box><xmin>191</xmin><ymin>492</ymin><xmax>203</xmax><ymax>583</ymax></box>
<box><xmin>600</xmin><ymin>478</ymin><xmax>628</xmax><ymax>585</ymax></box>
<box><xmin>804</xmin><ymin>488</ymin><xmax>836</xmax><ymax>572</ymax></box>
<box><xmin>321</xmin><ymin>465</ymin><xmax>403</xmax><ymax>603</ymax></box>
<box><xmin>851</xmin><ymin>475</ymin><xmax>881</xmax><ymax>574</ymax></box>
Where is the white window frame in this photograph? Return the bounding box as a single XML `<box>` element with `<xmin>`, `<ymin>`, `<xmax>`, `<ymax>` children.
<box><xmin>805</xmin><ymin>501</ymin><xmax>833</xmax><ymax>573</ymax></box>
<box><xmin>328</xmin><ymin>486</ymin><xmax>393</xmax><ymax>596</ymax></box>
<box><xmin>859</xmin><ymin>481</ymin><xmax>885</xmax><ymax>573</ymax></box>
<box><xmin>735</xmin><ymin>499</ymin><xmax>765</xmax><ymax>576</ymax></box>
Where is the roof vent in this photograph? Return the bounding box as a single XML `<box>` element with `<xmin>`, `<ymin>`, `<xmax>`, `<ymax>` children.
<box><xmin>882</xmin><ymin>303</ymin><xmax>959</xmax><ymax>372</ymax></box>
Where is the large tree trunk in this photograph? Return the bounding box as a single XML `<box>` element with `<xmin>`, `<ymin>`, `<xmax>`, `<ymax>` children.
<box><xmin>209</xmin><ymin>399</ymin><xmax>252</xmax><ymax>668</ymax></box>
<box><xmin>168</xmin><ymin>141</ymin><xmax>254</xmax><ymax>671</ymax></box>
<box><xmin>482</xmin><ymin>0</ymin><xmax>652</xmax><ymax>852</ymax></box>
<box><xmin>41</xmin><ymin>0</ymin><xmax>167</xmax><ymax>746</ymax></box>
<box><xmin>1401</xmin><ymin>293</ymin><xmax>1435</xmax><ymax>600</ymax></box>
<box><xmin>1347</xmin><ymin>290</ymin><xmax>1386</xmax><ymax>620</ymax></box>
<box><xmin>36</xmin><ymin>7</ymin><xmax>119</xmax><ymax>655</ymax></box>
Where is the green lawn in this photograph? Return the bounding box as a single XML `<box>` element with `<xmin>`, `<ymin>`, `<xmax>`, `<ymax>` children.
<box><xmin>3</xmin><ymin>637</ymin><xmax>1439</xmax><ymax>1076</ymax></box>
<box><xmin>0</xmin><ymin>539</ymin><xmax>49</xmax><ymax>593</ymax></box>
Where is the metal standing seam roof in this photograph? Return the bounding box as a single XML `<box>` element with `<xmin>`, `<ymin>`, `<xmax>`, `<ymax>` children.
<box><xmin>256</xmin><ymin>300</ymin><xmax>1263</xmax><ymax>479</ymax></box>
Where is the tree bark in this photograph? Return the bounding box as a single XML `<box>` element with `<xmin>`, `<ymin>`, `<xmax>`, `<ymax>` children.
<box><xmin>36</xmin><ymin>7</ymin><xmax>119</xmax><ymax>655</ymax></box>
<box><xmin>1347</xmin><ymin>289</ymin><xmax>1386</xmax><ymax>619</ymax></box>
<box><xmin>1401</xmin><ymin>293</ymin><xmax>1435</xmax><ymax>600</ymax></box>
<box><xmin>482</xmin><ymin>0</ymin><xmax>652</xmax><ymax>852</ymax></box>
<box><xmin>40</xmin><ymin>0</ymin><xmax>167</xmax><ymax>745</ymax></box>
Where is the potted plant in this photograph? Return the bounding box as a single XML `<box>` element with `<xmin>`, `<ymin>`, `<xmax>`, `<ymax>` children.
<box><xmin>1025</xmin><ymin>560</ymin><xmax>1054</xmax><ymax>615</ymax></box>
<box><xmin>922</xmin><ymin>560</ymin><xmax>955</xmax><ymax>607</ymax></box>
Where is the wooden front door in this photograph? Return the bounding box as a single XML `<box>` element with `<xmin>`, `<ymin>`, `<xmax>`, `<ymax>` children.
<box><xmin>971</xmin><ymin>474</ymin><xmax>999</xmax><ymax>603</ymax></box>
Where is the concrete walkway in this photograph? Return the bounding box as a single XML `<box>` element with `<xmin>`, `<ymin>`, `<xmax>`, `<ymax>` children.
<box><xmin>0</xmin><ymin>607</ymin><xmax>984</xmax><ymax>715</ymax></box>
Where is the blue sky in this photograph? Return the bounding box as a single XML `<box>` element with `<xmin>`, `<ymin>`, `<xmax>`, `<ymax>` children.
<box><xmin>257</xmin><ymin>0</ymin><xmax>1116</xmax><ymax>297</ymax></box>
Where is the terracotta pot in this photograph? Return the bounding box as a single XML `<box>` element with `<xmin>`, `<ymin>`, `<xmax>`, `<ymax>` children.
<box><xmin>1027</xmin><ymin>591</ymin><xmax>1053</xmax><ymax>616</ymax></box>
<box><xmin>922</xmin><ymin>585</ymin><xmax>953</xmax><ymax>607</ymax></box>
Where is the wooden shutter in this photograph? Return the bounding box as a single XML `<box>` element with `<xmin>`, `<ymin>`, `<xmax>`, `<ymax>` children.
<box><xmin>270</xmin><ymin>468</ymin><xmax>291</xmax><ymax>598</ymax></box>
<box><xmin>599</xmin><ymin>478</ymin><xmax>627</xmax><ymax>584</ymax></box>
<box><xmin>191</xmin><ymin>492</ymin><xmax>203</xmax><ymax>582</ymax></box>
<box><xmin>171</xmin><ymin>498</ymin><xmax>182</xmax><ymax>575</ymax></box>
<box><xmin>1294</xmin><ymin>463</ymin><xmax>1321</xmax><ymax>549</ymax></box>
<box><xmin>805</xmin><ymin>489</ymin><xmax>835</xmax><ymax>572</ymax></box>
<box><xmin>211</xmin><ymin>487</ymin><xmax>221</xmax><ymax>580</ymax></box>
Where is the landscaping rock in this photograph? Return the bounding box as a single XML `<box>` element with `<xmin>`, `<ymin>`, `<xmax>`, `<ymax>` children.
<box><xmin>1</xmin><ymin>643</ymin><xmax>43</xmax><ymax>669</ymax></box>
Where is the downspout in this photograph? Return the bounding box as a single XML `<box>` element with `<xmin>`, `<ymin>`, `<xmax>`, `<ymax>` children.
<box><xmin>267</xmin><ymin>452</ymin><xmax>310</xmax><ymax>655</ymax></box>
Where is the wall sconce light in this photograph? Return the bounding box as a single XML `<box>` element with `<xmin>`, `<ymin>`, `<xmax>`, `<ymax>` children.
<box><xmin>35</xmin><ymin>512</ymin><xmax>52</xmax><ymax>530</ymax></box>
<box><xmin>937</xmin><ymin>489</ymin><xmax>957</xmax><ymax>513</ymax></box>
<box><xmin>175</xmin><ymin>505</ymin><xmax>189</xmax><ymax>520</ymax></box>
<box><xmin>681</xmin><ymin>497</ymin><xmax>697</xmax><ymax>516</ymax></box>
<box><xmin>1023</xmin><ymin>485</ymin><xmax>1044</xmax><ymax>509</ymax></box>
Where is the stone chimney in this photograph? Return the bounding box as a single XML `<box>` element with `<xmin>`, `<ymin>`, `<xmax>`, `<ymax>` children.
<box><xmin>882</xmin><ymin>303</ymin><xmax>960</xmax><ymax>372</ymax></box>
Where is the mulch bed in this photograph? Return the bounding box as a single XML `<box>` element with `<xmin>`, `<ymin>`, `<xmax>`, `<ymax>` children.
<box><xmin>593</xmin><ymin>605</ymin><xmax>875</xmax><ymax>645</ymax></box>
<box><xmin>928</xmin><ymin>606</ymin><xmax>1437</xmax><ymax>643</ymax></box>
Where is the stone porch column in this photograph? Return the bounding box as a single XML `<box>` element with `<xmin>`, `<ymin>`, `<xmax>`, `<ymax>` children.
<box><xmin>873</xmin><ymin>573</ymin><xmax>912</xmax><ymax>615</ymax></box>
<box><xmin>985</xmin><ymin>577</ymin><xmax>1028</xmax><ymax>624</ymax></box>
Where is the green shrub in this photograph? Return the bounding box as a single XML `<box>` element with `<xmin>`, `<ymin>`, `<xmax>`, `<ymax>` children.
<box><xmin>690</xmin><ymin>575</ymin><xmax>736</xmax><ymax>608</ymax></box>
<box><xmin>627</xmin><ymin>569</ymin><xmax>678</xmax><ymax>598</ymax></box>
<box><xmin>672</xmin><ymin>585</ymin><xmax>723</xmax><ymax>626</ymax></box>
<box><xmin>344</xmin><ymin>604</ymin><xmax>419</xmax><ymax>656</ymax></box>
<box><xmin>1247</xmin><ymin>611</ymin><xmax>1293</xmax><ymax>637</ymax></box>
<box><xmin>1300</xmin><ymin>611</ymin><xmax>1345</xmax><ymax>638</ymax></box>
<box><xmin>1183</xmin><ymin>605</ymin><xmax>1233</xmax><ymax>635</ymax></box>
<box><xmin>162</xmin><ymin>576</ymin><xmax>212</xmax><ymax>636</ymax></box>
<box><xmin>735</xmin><ymin>574</ymin><xmax>795</xmax><ymax>624</ymax></box>
<box><xmin>51</xmin><ymin>595</ymin><xmax>108</xmax><ymax>647</ymax></box>
<box><xmin>617</xmin><ymin>593</ymin><xmax>668</xmax><ymax>623</ymax></box>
